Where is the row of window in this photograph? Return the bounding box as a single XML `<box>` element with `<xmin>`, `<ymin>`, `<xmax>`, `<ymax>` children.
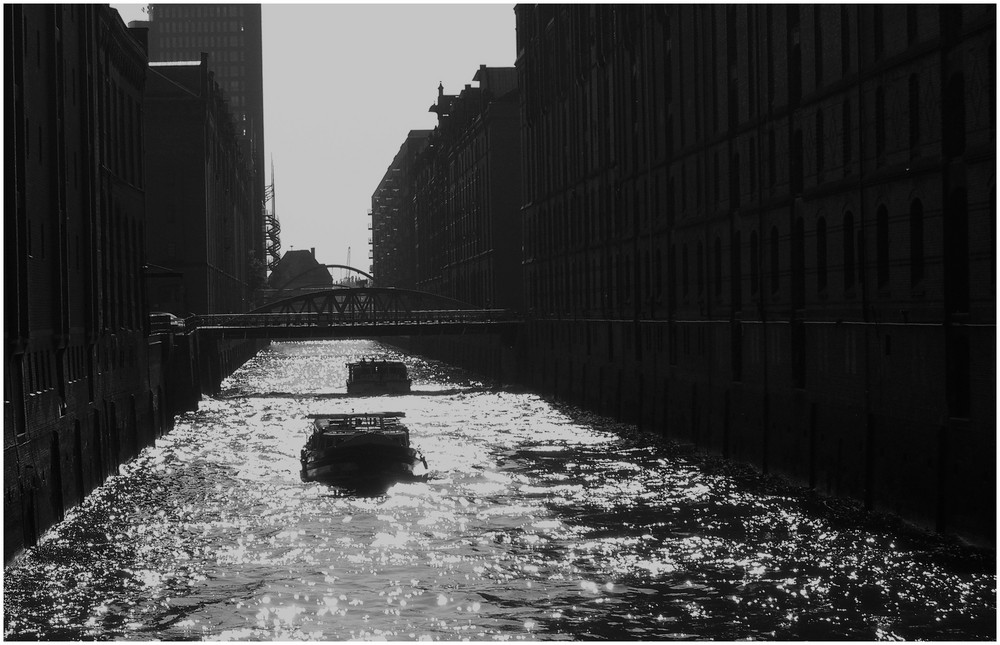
<box><xmin>520</xmin><ymin>6</ymin><xmax>973</xmax><ymax>217</ymax></box>
<box><xmin>104</xmin><ymin>80</ymin><xmax>143</xmax><ymax>188</ymax></box>
<box><xmin>160</xmin><ymin>35</ymin><xmax>243</xmax><ymax>50</ymax></box>
<box><xmin>522</xmin><ymin>63</ymin><xmax>968</xmax><ymax>266</ymax></box>
<box><xmin>675</xmin><ymin>199</ymin><xmax>925</xmax><ymax>305</ymax></box>
<box><xmin>159</xmin><ymin>6</ymin><xmax>245</xmax><ymax>19</ymax></box>
<box><xmin>99</xmin><ymin>199</ymin><xmax>145</xmax><ymax>332</ymax></box>
<box><xmin>530</xmin><ymin>67</ymin><xmax>952</xmax><ymax>218</ymax></box>
<box><xmin>158</xmin><ymin>20</ymin><xmax>245</xmax><ymax>34</ymax></box>
<box><xmin>524</xmin><ymin>196</ymin><xmax>948</xmax><ymax>315</ymax></box>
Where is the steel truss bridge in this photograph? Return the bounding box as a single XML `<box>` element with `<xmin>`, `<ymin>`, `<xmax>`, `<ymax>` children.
<box><xmin>187</xmin><ymin>287</ymin><xmax>517</xmax><ymax>340</ymax></box>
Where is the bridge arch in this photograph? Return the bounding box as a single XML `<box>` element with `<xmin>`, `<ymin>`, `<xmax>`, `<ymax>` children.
<box><xmin>269</xmin><ymin>263</ymin><xmax>375</xmax><ymax>291</ymax></box>
<box><xmin>322</xmin><ymin>264</ymin><xmax>375</xmax><ymax>283</ymax></box>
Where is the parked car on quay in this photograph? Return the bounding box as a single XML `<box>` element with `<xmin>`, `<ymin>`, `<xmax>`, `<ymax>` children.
<box><xmin>149</xmin><ymin>312</ymin><xmax>186</xmax><ymax>334</ymax></box>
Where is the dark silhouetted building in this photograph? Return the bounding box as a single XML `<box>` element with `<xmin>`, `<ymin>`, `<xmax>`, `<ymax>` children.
<box><xmin>142</xmin><ymin>3</ymin><xmax>267</xmax><ymax>286</ymax></box>
<box><xmin>514</xmin><ymin>5</ymin><xmax>994</xmax><ymax>543</ymax></box>
<box><xmin>267</xmin><ymin>248</ymin><xmax>333</xmax><ymax>292</ymax></box>
<box><xmin>5</xmin><ymin>4</ymin><xmax>163</xmax><ymax>561</ymax></box>
<box><xmin>144</xmin><ymin>55</ymin><xmax>259</xmax><ymax>315</ymax></box>
<box><xmin>371</xmin><ymin>130</ymin><xmax>431</xmax><ymax>289</ymax></box>
<box><xmin>404</xmin><ymin>67</ymin><xmax>522</xmax><ymax>310</ymax></box>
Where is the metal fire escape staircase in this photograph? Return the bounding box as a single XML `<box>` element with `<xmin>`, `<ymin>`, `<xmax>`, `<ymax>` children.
<box><xmin>264</xmin><ymin>160</ymin><xmax>281</xmax><ymax>272</ymax></box>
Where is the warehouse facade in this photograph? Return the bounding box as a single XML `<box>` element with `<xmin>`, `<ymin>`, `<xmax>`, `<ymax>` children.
<box><xmin>513</xmin><ymin>5</ymin><xmax>995</xmax><ymax>542</ymax></box>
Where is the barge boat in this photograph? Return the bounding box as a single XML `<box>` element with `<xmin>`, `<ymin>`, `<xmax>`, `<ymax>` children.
<box><xmin>300</xmin><ymin>412</ymin><xmax>426</xmax><ymax>485</ymax></box>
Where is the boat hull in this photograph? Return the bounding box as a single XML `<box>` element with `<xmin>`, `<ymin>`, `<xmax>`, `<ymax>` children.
<box><xmin>300</xmin><ymin>444</ymin><xmax>425</xmax><ymax>484</ymax></box>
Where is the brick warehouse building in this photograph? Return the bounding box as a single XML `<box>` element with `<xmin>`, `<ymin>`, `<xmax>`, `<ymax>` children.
<box><xmin>512</xmin><ymin>5</ymin><xmax>994</xmax><ymax>543</ymax></box>
<box><xmin>4</xmin><ymin>5</ymin><xmax>166</xmax><ymax>560</ymax></box>
<box><xmin>371</xmin><ymin>129</ymin><xmax>431</xmax><ymax>289</ymax></box>
<box><xmin>409</xmin><ymin>67</ymin><xmax>523</xmax><ymax>311</ymax></box>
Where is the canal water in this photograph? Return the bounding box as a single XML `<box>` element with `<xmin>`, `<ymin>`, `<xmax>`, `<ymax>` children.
<box><xmin>3</xmin><ymin>340</ymin><xmax>995</xmax><ymax>640</ymax></box>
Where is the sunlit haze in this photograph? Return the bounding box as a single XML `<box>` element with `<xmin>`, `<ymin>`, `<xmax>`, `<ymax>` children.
<box><xmin>112</xmin><ymin>3</ymin><xmax>515</xmax><ymax>271</ymax></box>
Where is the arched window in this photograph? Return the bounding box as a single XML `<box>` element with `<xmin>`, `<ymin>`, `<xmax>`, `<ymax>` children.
<box><xmin>625</xmin><ymin>253</ymin><xmax>632</xmax><ymax>304</ymax></box>
<box><xmin>732</xmin><ymin>231</ymin><xmax>742</xmax><ymax>310</ymax></box>
<box><xmin>669</xmin><ymin>244</ymin><xmax>677</xmax><ymax>309</ymax></box>
<box><xmin>656</xmin><ymin>249</ymin><xmax>663</xmax><ymax>296</ymax></box>
<box><xmin>876</xmin><ymin>205</ymin><xmax>890</xmax><ymax>288</ymax></box>
<box><xmin>944</xmin><ymin>73</ymin><xmax>966</xmax><ymax>157</ymax></box>
<box><xmin>791</xmin><ymin>129</ymin><xmax>804</xmax><ymax>193</ymax></box>
<box><xmin>768</xmin><ymin>130</ymin><xmax>777</xmax><ymax>188</ymax></box>
<box><xmin>814</xmin><ymin>8</ymin><xmax>824</xmax><ymax>85</ymax></box>
<box><xmin>873</xmin><ymin>5</ymin><xmax>884</xmax><ymax>57</ymax></box>
<box><xmin>792</xmin><ymin>217</ymin><xmax>805</xmax><ymax>308</ymax></box>
<box><xmin>770</xmin><ymin>226</ymin><xmax>780</xmax><ymax>293</ymax></box>
<box><xmin>666</xmin><ymin>113</ymin><xmax>674</xmax><ymax>156</ymax></box>
<box><xmin>730</xmin><ymin>153</ymin><xmax>741</xmax><ymax>208</ymax></box>
<box><xmin>842</xmin><ymin>100</ymin><xmax>852</xmax><ymax>165</ymax></box>
<box><xmin>816</xmin><ymin>110</ymin><xmax>825</xmax><ymax>173</ymax></box>
<box><xmin>750</xmin><ymin>230</ymin><xmax>760</xmax><ymax>295</ymax></box>
<box><xmin>682</xmin><ymin>243</ymin><xmax>689</xmax><ymax>297</ymax></box>
<box><xmin>875</xmin><ymin>86</ymin><xmax>886</xmax><ymax>158</ymax></box>
<box><xmin>816</xmin><ymin>217</ymin><xmax>828</xmax><ymax>292</ymax></box>
<box><xmin>909</xmin><ymin>74</ymin><xmax>921</xmax><ymax>149</ymax></box>
<box><xmin>667</xmin><ymin>175</ymin><xmax>676</xmax><ymax>227</ymax></box>
<box><xmin>840</xmin><ymin>6</ymin><xmax>850</xmax><ymax>76</ymax></box>
<box><xmin>944</xmin><ymin>189</ymin><xmax>969</xmax><ymax>314</ymax></box>
<box><xmin>790</xmin><ymin>43</ymin><xmax>802</xmax><ymax>105</ymax></box>
<box><xmin>714</xmin><ymin>235</ymin><xmax>723</xmax><ymax>297</ymax></box>
<box><xmin>910</xmin><ymin>199</ymin><xmax>924</xmax><ymax>285</ymax></box>
<box><xmin>843</xmin><ymin>211</ymin><xmax>856</xmax><ymax>290</ymax></box>
<box><xmin>696</xmin><ymin>241</ymin><xmax>704</xmax><ymax>295</ymax></box>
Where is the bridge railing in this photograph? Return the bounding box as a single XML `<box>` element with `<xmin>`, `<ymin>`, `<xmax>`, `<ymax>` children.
<box><xmin>187</xmin><ymin>309</ymin><xmax>513</xmax><ymax>330</ymax></box>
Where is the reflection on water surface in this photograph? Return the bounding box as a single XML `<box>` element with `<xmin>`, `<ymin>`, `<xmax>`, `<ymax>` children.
<box><xmin>3</xmin><ymin>340</ymin><xmax>995</xmax><ymax>640</ymax></box>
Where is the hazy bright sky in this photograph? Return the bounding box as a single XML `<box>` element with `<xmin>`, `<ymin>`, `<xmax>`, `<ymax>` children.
<box><xmin>113</xmin><ymin>3</ymin><xmax>516</xmax><ymax>273</ymax></box>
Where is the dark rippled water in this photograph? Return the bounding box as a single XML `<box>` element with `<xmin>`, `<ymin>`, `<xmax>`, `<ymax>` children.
<box><xmin>4</xmin><ymin>340</ymin><xmax>995</xmax><ymax>640</ymax></box>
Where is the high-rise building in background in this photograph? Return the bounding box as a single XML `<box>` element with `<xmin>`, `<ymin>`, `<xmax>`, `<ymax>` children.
<box><xmin>140</xmin><ymin>3</ymin><xmax>268</xmax><ymax>285</ymax></box>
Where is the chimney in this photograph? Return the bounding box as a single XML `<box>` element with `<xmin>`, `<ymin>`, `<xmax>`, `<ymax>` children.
<box><xmin>310</xmin><ymin>247</ymin><xmax>315</xmax><ymax>257</ymax></box>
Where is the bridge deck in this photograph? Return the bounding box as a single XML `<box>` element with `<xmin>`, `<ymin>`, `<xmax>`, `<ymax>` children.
<box><xmin>187</xmin><ymin>310</ymin><xmax>518</xmax><ymax>339</ymax></box>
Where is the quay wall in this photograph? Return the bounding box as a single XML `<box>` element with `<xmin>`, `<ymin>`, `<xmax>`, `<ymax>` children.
<box><xmin>4</xmin><ymin>334</ymin><xmax>263</xmax><ymax>564</ymax></box>
<box><xmin>403</xmin><ymin>320</ymin><xmax>995</xmax><ymax>548</ymax></box>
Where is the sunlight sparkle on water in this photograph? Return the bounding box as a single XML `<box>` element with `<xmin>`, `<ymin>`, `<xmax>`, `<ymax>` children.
<box><xmin>3</xmin><ymin>340</ymin><xmax>994</xmax><ymax>641</ymax></box>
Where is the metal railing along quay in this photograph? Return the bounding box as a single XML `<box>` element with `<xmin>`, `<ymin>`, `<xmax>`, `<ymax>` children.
<box><xmin>185</xmin><ymin>309</ymin><xmax>517</xmax><ymax>338</ymax></box>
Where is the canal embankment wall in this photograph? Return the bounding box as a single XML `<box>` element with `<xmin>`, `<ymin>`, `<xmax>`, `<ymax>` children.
<box><xmin>398</xmin><ymin>320</ymin><xmax>995</xmax><ymax>549</ymax></box>
<box><xmin>4</xmin><ymin>334</ymin><xmax>264</xmax><ymax>564</ymax></box>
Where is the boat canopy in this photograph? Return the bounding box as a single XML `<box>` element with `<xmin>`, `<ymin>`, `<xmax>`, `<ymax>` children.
<box><xmin>307</xmin><ymin>412</ymin><xmax>405</xmax><ymax>419</ymax></box>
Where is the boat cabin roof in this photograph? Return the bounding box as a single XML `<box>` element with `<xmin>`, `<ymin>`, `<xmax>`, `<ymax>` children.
<box><xmin>348</xmin><ymin>357</ymin><xmax>406</xmax><ymax>366</ymax></box>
